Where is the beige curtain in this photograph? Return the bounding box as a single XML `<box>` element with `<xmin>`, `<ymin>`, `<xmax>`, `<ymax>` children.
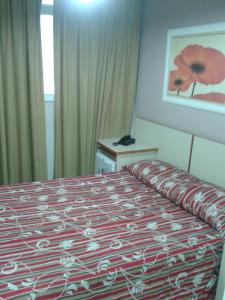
<box><xmin>54</xmin><ymin>0</ymin><xmax>141</xmax><ymax>177</ymax></box>
<box><xmin>0</xmin><ymin>0</ymin><xmax>47</xmax><ymax>184</ymax></box>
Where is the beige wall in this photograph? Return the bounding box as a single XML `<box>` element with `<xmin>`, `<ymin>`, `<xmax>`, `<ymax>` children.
<box><xmin>135</xmin><ymin>0</ymin><xmax>225</xmax><ymax>143</ymax></box>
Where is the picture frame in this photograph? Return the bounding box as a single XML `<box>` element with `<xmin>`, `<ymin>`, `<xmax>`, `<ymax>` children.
<box><xmin>163</xmin><ymin>22</ymin><xmax>225</xmax><ymax>114</ymax></box>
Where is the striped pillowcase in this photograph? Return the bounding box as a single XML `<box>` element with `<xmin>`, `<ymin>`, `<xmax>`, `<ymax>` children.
<box><xmin>126</xmin><ymin>160</ymin><xmax>196</xmax><ymax>193</ymax></box>
<box><xmin>177</xmin><ymin>182</ymin><xmax>225</xmax><ymax>238</ymax></box>
<box><xmin>126</xmin><ymin>160</ymin><xmax>225</xmax><ymax>238</ymax></box>
<box><xmin>151</xmin><ymin>173</ymin><xmax>225</xmax><ymax>238</ymax></box>
<box><xmin>125</xmin><ymin>160</ymin><xmax>176</xmax><ymax>183</ymax></box>
<box><xmin>152</xmin><ymin>171</ymin><xmax>199</xmax><ymax>201</ymax></box>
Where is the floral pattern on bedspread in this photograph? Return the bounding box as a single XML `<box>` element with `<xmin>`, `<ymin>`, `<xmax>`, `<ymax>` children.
<box><xmin>0</xmin><ymin>170</ymin><xmax>223</xmax><ymax>299</ymax></box>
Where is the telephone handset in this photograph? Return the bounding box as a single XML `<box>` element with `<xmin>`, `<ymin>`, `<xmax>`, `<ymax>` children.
<box><xmin>113</xmin><ymin>135</ymin><xmax>136</xmax><ymax>146</ymax></box>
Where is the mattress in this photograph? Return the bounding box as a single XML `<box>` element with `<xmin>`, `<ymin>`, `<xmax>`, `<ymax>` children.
<box><xmin>0</xmin><ymin>169</ymin><xmax>223</xmax><ymax>299</ymax></box>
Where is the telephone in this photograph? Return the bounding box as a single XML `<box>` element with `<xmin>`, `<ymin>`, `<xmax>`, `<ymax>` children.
<box><xmin>113</xmin><ymin>135</ymin><xmax>136</xmax><ymax>146</ymax></box>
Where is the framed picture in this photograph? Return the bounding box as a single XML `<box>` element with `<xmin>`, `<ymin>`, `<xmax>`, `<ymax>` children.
<box><xmin>163</xmin><ymin>22</ymin><xmax>225</xmax><ymax>114</ymax></box>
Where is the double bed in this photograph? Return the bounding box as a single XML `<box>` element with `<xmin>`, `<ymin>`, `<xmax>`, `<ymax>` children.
<box><xmin>0</xmin><ymin>158</ymin><xmax>225</xmax><ymax>299</ymax></box>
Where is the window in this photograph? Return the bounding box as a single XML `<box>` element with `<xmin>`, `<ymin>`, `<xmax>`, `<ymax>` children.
<box><xmin>41</xmin><ymin>1</ymin><xmax>54</xmax><ymax>100</ymax></box>
<box><xmin>41</xmin><ymin>1</ymin><xmax>54</xmax><ymax>180</ymax></box>
<box><xmin>42</xmin><ymin>0</ymin><xmax>54</xmax><ymax>5</ymax></box>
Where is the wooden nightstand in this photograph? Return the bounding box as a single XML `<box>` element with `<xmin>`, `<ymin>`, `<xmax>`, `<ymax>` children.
<box><xmin>96</xmin><ymin>138</ymin><xmax>158</xmax><ymax>173</ymax></box>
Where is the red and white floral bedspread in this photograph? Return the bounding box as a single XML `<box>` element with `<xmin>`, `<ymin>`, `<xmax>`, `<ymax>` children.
<box><xmin>0</xmin><ymin>170</ymin><xmax>223</xmax><ymax>299</ymax></box>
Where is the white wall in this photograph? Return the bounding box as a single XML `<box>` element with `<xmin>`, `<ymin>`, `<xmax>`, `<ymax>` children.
<box><xmin>45</xmin><ymin>101</ymin><xmax>54</xmax><ymax>179</ymax></box>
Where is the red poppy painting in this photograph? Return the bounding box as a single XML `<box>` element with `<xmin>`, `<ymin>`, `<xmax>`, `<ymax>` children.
<box><xmin>163</xmin><ymin>23</ymin><xmax>225</xmax><ymax>114</ymax></box>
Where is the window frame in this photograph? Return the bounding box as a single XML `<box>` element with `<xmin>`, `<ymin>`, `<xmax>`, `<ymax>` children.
<box><xmin>41</xmin><ymin>3</ymin><xmax>54</xmax><ymax>102</ymax></box>
<box><xmin>41</xmin><ymin>4</ymin><xmax>53</xmax><ymax>15</ymax></box>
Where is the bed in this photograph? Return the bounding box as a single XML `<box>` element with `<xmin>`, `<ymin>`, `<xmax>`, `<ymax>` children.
<box><xmin>0</xmin><ymin>159</ymin><xmax>224</xmax><ymax>300</ymax></box>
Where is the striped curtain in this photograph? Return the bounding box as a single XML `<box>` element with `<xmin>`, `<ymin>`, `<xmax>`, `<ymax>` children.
<box><xmin>0</xmin><ymin>0</ymin><xmax>47</xmax><ymax>184</ymax></box>
<box><xmin>54</xmin><ymin>0</ymin><xmax>141</xmax><ymax>177</ymax></box>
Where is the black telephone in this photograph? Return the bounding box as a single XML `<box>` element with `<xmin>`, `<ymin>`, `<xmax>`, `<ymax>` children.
<box><xmin>113</xmin><ymin>135</ymin><xmax>136</xmax><ymax>146</ymax></box>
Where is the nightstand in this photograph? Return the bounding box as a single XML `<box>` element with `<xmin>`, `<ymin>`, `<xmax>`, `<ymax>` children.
<box><xmin>96</xmin><ymin>138</ymin><xmax>158</xmax><ymax>173</ymax></box>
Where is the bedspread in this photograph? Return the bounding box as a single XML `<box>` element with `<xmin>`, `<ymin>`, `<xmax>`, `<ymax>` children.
<box><xmin>0</xmin><ymin>170</ymin><xmax>223</xmax><ymax>299</ymax></box>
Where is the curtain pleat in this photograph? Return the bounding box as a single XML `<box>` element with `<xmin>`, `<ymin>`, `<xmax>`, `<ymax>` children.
<box><xmin>54</xmin><ymin>0</ymin><xmax>141</xmax><ymax>177</ymax></box>
<box><xmin>0</xmin><ymin>0</ymin><xmax>47</xmax><ymax>184</ymax></box>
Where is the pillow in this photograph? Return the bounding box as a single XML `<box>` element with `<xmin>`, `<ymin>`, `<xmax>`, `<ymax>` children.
<box><xmin>152</xmin><ymin>172</ymin><xmax>225</xmax><ymax>238</ymax></box>
<box><xmin>151</xmin><ymin>170</ymin><xmax>199</xmax><ymax>202</ymax></box>
<box><xmin>126</xmin><ymin>160</ymin><xmax>225</xmax><ymax>238</ymax></box>
<box><xmin>126</xmin><ymin>160</ymin><xmax>176</xmax><ymax>182</ymax></box>
<box><xmin>177</xmin><ymin>182</ymin><xmax>225</xmax><ymax>238</ymax></box>
<box><xmin>126</xmin><ymin>160</ymin><xmax>198</xmax><ymax>195</ymax></box>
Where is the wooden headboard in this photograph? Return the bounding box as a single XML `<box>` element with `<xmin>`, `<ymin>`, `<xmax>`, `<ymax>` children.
<box><xmin>190</xmin><ymin>136</ymin><xmax>225</xmax><ymax>189</ymax></box>
<box><xmin>133</xmin><ymin>117</ymin><xmax>192</xmax><ymax>171</ymax></box>
<box><xmin>134</xmin><ymin>117</ymin><xmax>225</xmax><ymax>188</ymax></box>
